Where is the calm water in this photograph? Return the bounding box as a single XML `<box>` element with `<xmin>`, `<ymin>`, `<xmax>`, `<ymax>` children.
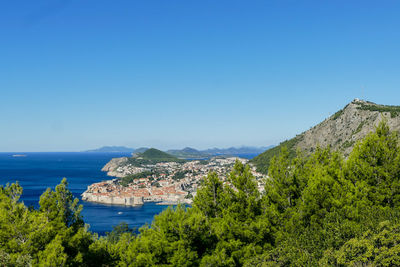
<box><xmin>0</xmin><ymin>152</ymin><xmax>258</xmax><ymax>235</ymax></box>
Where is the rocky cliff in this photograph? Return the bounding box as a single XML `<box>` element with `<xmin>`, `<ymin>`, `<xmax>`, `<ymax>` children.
<box><xmin>251</xmin><ymin>99</ymin><xmax>400</xmax><ymax>173</ymax></box>
<box><xmin>101</xmin><ymin>157</ymin><xmax>128</xmax><ymax>177</ymax></box>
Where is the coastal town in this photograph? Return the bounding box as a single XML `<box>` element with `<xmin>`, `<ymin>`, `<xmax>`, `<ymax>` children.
<box><xmin>82</xmin><ymin>155</ymin><xmax>266</xmax><ymax>206</ymax></box>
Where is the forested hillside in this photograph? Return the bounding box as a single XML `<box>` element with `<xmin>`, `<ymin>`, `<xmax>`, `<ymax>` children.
<box><xmin>126</xmin><ymin>148</ymin><xmax>186</xmax><ymax>166</ymax></box>
<box><xmin>1</xmin><ymin>121</ymin><xmax>400</xmax><ymax>266</ymax></box>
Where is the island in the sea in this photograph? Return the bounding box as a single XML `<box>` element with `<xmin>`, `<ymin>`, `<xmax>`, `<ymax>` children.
<box><xmin>82</xmin><ymin>148</ymin><xmax>266</xmax><ymax>206</ymax></box>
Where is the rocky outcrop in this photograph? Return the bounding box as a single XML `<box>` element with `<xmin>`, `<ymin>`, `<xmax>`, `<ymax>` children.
<box><xmin>298</xmin><ymin>99</ymin><xmax>400</xmax><ymax>155</ymax></box>
<box><xmin>101</xmin><ymin>157</ymin><xmax>128</xmax><ymax>177</ymax></box>
<box><xmin>252</xmin><ymin>99</ymin><xmax>400</xmax><ymax>173</ymax></box>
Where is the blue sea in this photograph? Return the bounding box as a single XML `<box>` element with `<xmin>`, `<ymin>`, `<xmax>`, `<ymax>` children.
<box><xmin>0</xmin><ymin>152</ymin><xmax>258</xmax><ymax>235</ymax></box>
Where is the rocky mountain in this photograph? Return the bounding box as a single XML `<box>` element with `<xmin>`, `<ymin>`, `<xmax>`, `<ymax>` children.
<box><xmin>101</xmin><ymin>157</ymin><xmax>129</xmax><ymax>177</ymax></box>
<box><xmin>251</xmin><ymin>99</ymin><xmax>400</xmax><ymax>173</ymax></box>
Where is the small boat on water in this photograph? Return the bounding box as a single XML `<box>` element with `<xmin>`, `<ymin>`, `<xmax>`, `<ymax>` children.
<box><xmin>118</xmin><ymin>212</ymin><xmax>123</xmax><ymax>215</ymax></box>
<box><xmin>12</xmin><ymin>154</ymin><xmax>27</xmax><ymax>157</ymax></box>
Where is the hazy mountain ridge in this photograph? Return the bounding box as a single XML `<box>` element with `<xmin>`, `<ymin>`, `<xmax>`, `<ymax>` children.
<box><xmin>87</xmin><ymin>146</ymin><xmax>271</xmax><ymax>158</ymax></box>
<box><xmin>203</xmin><ymin>146</ymin><xmax>273</xmax><ymax>155</ymax></box>
<box><xmin>84</xmin><ymin>146</ymin><xmax>135</xmax><ymax>153</ymax></box>
<box><xmin>166</xmin><ymin>147</ymin><xmax>206</xmax><ymax>158</ymax></box>
<box><xmin>133</xmin><ymin>147</ymin><xmax>150</xmax><ymax>153</ymax></box>
<box><xmin>167</xmin><ymin>146</ymin><xmax>273</xmax><ymax>158</ymax></box>
<box><xmin>251</xmin><ymin>99</ymin><xmax>400</xmax><ymax>173</ymax></box>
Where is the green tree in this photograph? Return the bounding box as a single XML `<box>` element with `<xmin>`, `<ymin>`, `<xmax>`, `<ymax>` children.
<box><xmin>194</xmin><ymin>172</ymin><xmax>227</xmax><ymax>219</ymax></box>
<box><xmin>106</xmin><ymin>222</ymin><xmax>135</xmax><ymax>244</ymax></box>
<box><xmin>37</xmin><ymin>235</ymin><xmax>67</xmax><ymax>266</ymax></box>
<box><xmin>0</xmin><ymin>179</ymin><xmax>95</xmax><ymax>266</ymax></box>
<box><xmin>346</xmin><ymin>120</ymin><xmax>400</xmax><ymax>208</ymax></box>
<box><xmin>39</xmin><ymin>178</ymin><xmax>83</xmax><ymax>229</ymax></box>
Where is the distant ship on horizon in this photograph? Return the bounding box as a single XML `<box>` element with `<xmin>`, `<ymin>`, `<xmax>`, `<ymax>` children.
<box><xmin>12</xmin><ymin>154</ymin><xmax>27</xmax><ymax>157</ymax></box>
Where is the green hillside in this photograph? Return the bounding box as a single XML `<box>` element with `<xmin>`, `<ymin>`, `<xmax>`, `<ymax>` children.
<box><xmin>140</xmin><ymin>148</ymin><xmax>177</xmax><ymax>159</ymax></box>
<box><xmin>126</xmin><ymin>148</ymin><xmax>186</xmax><ymax>166</ymax></box>
<box><xmin>250</xmin><ymin>135</ymin><xmax>303</xmax><ymax>174</ymax></box>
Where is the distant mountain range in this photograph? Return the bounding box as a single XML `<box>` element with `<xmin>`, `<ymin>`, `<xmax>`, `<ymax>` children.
<box><xmin>134</xmin><ymin>147</ymin><xmax>150</xmax><ymax>153</ymax></box>
<box><xmin>166</xmin><ymin>147</ymin><xmax>206</xmax><ymax>158</ymax></box>
<box><xmin>167</xmin><ymin>146</ymin><xmax>274</xmax><ymax>158</ymax></box>
<box><xmin>251</xmin><ymin>99</ymin><xmax>400</xmax><ymax>174</ymax></box>
<box><xmin>203</xmin><ymin>146</ymin><xmax>273</xmax><ymax>155</ymax></box>
<box><xmin>84</xmin><ymin>146</ymin><xmax>135</xmax><ymax>153</ymax></box>
<box><xmin>85</xmin><ymin>145</ymin><xmax>272</xmax><ymax>158</ymax></box>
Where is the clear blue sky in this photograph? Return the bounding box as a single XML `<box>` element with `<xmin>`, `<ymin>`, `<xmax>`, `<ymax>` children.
<box><xmin>1</xmin><ymin>0</ymin><xmax>400</xmax><ymax>152</ymax></box>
